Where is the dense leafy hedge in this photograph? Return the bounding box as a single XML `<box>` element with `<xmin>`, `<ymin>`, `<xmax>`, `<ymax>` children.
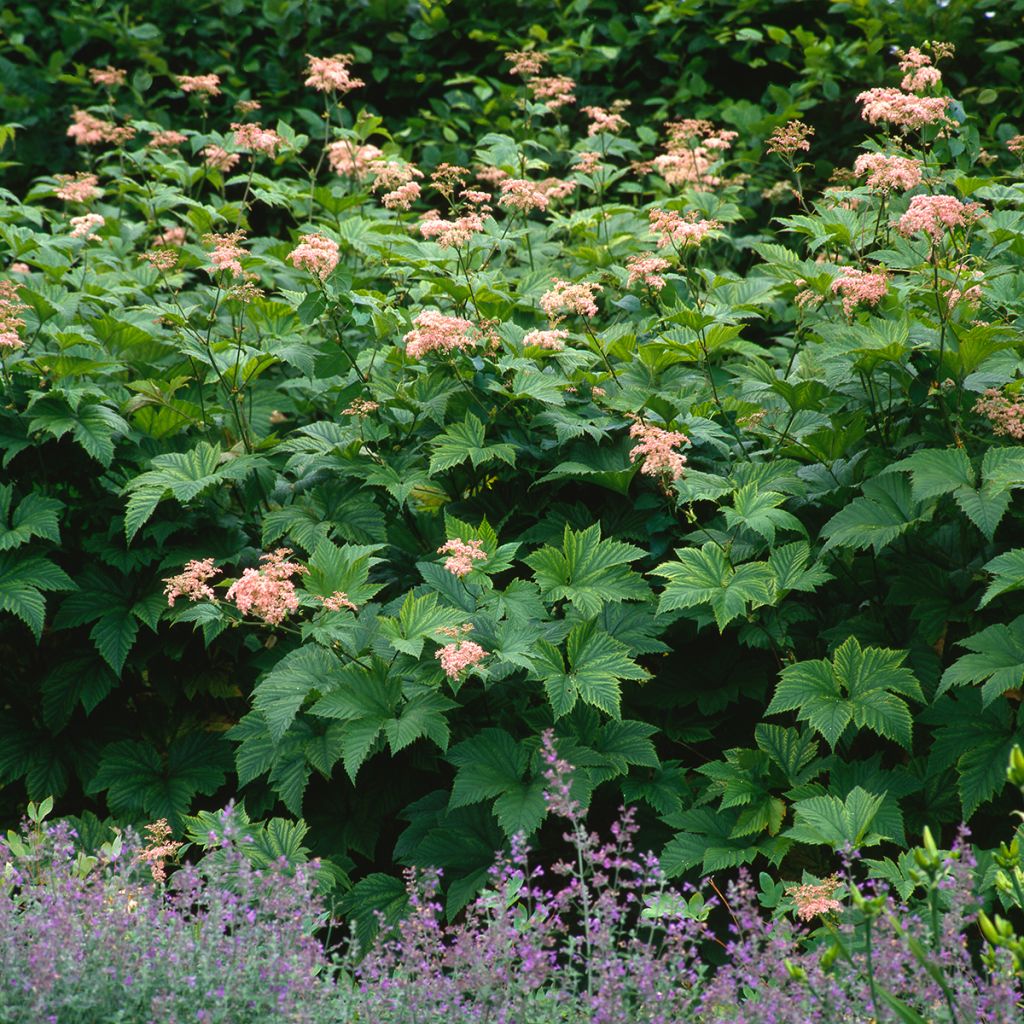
<box><xmin>4</xmin><ymin>0</ymin><xmax>1024</xmax><ymax>932</ymax></box>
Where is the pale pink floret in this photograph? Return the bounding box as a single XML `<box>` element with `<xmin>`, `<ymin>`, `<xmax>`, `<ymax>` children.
<box><xmin>626</xmin><ymin>254</ymin><xmax>671</xmax><ymax>290</ymax></box>
<box><xmin>140</xmin><ymin>249</ymin><xmax>179</xmax><ymax>272</ymax></box>
<box><xmin>523</xmin><ymin>329</ymin><xmax>569</xmax><ymax>351</ymax></box>
<box><xmin>404</xmin><ymin>310</ymin><xmax>477</xmax><ymax>359</ymax></box>
<box><xmin>498</xmin><ymin>178</ymin><xmax>549</xmax><ymax>213</ymax></box>
<box><xmin>438</xmin><ymin>538</ymin><xmax>487</xmax><ymax>577</ymax></box>
<box><xmin>853</xmin><ymin>152</ymin><xmax>923</xmax><ymax>192</ymax></box>
<box><xmin>163</xmin><ymin>558</ymin><xmax>219</xmax><ymax>607</ymax></box>
<box><xmin>574</xmin><ymin>151</ymin><xmax>602</xmax><ymax>175</ymax></box>
<box><xmin>8</xmin><ymin>264</ymin><xmax>29</xmax><ymax>274</ymax></box>
<box><xmin>418</xmin><ymin>210</ymin><xmax>484</xmax><ymax>249</ymax></box>
<box><xmin>202</xmin><ymin>145</ymin><xmax>240</xmax><ymax>173</ymax></box>
<box><xmin>528</xmin><ymin>75</ymin><xmax>576</xmax><ymax>110</ymax></box>
<box><xmin>831</xmin><ymin>267</ymin><xmax>889</xmax><ymax>317</ymax></box>
<box><xmin>304</xmin><ymin>54</ymin><xmax>365</xmax><ymax>94</ymax></box>
<box><xmin>505</xmin><ymin>51</ymin><xmax>548</xmax><ymax>77</ymax></box>
<box><xmin>435</xmin><ymin>638</ymin><xmax>488</xmax><ymax>679</ymax></box>
<box><xmin>178</xmin><ymin>73</ymin><xmax>221</xmax><ymax>96</ymax></box>
<box><xmin>539</xmin><ymin>279</ymin><xmax>602</xmax><ymax>322</ymax></box>
<box><xmin>899</xmin><ymin>47</ymin><xmax>942</xmax><ymax>92</ymax></box>
<box><xmin>628</xmin><ymin>421</ymin><xmax>688</xmax><ymax>481</ymax></box>
<box><xmin>148</xmin><ymin>130</ymin><xmax>188</xmax><ymax>149</ymax></box>
<box><xmin>539</xmin><ymin>178</ymin><xmax>576</xmax><ymax>202</ymax></box>
<box><xmin>137</xmin><ymin>820</ymin><xmax>182</xmax><ymax>885</ymax></box>
<box><xmin>154</xmin><ymin>226</ymin><xmax>186</xmax><ymax>247</ymax></box>
<box><xmin>0</xmin><ymin>280</ymin><xmax>27</xmax><ymax>350</ymax></box>
<box><xmin>381</xmin><ymin>181</ymin><xmax>422</xmax><ymax>210</ymax></box>
<box><xmin>975</xmin><ymin>389</ymin><xmax>1024</xmax><ymax>439</ymax></box>
<box><xmin>54</xmin><ymin>173</ymin><xmax>100</xmax><ymax>203</ymax></box>
<box><xmin>856</xmin><ymin>87</ymin><xmax>949</xmax><ymax>129</ymax></box>
<box><xmin>89</xmin><ymin>66</ymin><xmax>127</xmax><ymax>88</ymax></box>
<box><xmin>225</xmin><ymin>548</ymin><xmax>308</xmax><ymax>626</ymax></box>
<box><xmin>231</xmin><ymin>122</ymin><xmax>282</xmax><ymax>156</ymax></box>
<box><xmin>649</xmin><ymin>209</ymin><xmax>721</xmax><ymax>249</ymax></box>
<box><xmin>69</xmin><ymin>213</ymin><xmax>105</xmax><ymax>240</ymax></box>
<box><xmin>786</xmin><ymin>876</ymin><xmax>842</xmax><ymax>922</ymax></box>
<box><xmin>581</xmin><ymin>105</ymin><xmax>628</xmax><ymax>136</ymax></box>
<box><xmin>67</xmin><ymin>110</ymin><xmax>135</xmax><ymax>147</ymax></box>
<box><xmin>766</xmin><ymin>120</ymin><xmax>814</xmax><ymax>158</ymax></box>
<box><xmin>287</xmin><ymin>233</ymin><xmax>339</xmax><ymax>278</ymax></box>
<box><xmin>342</xmin><ymin>397</ymin><xmax>380</xmax><ymax>416</ymax></box>
<box><xmin>317</xmin><ymin>591</ymin><xmax>358</xmax><ymax>612</ymax></box>
<box><xmin>327</xmin><ymin>142</ymin><xmax>383</xmax><ymax>178</ymax></box>
<box><xmin>897</xmin><ymin>194</ymin><xmax>983</xmax><ymax>242</ymax></box>
<box><xmin>203</xmin><ymin>230</ymin><xmax>247</xmax><ymax>278</ymax></box>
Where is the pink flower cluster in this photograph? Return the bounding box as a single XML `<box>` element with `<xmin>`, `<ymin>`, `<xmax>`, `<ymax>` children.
<box><xmin>975</xmin><ymin>389</ymin><xmax>1024</xmax><ymax>439</ymax></box>
<box><xmin>231</xmin><ymin>122</ymin><xmax>282</xmax><ymax>156</ymax></box>
<box><xmin>650</xmin><ymin>119</ymin><xmax>737</xmax><ymax>188</ymax></box>
<box><xmin>896</xmin><ymin>194</ymin><xmax>983</xmax><ymax>242</ymax></box>
<box><xmin>304</xmin><ymin>53</ymin><xmax>364</xmax><ymax>94</ymax></box>
<box><xmin>830</xmin><ymin>267</ymin><xmax>889</xmax><ymax>317</ymax></box>
<box><xmin>178</xmin><ymin>73</ymin><xmax>221</xmax><ymax>96</ymax></box>
<box><xmin>528</xmin><ymin>75</ymin><xmax>576</xmax><ymax>111</ymax></box>
<box><xmin>54</xmin><ymin>172</ymin><xmax>100</xmax><ymax>203</ymax></box>
<box><xmin>629</xmin><ymin>420</ymin><xmax>688</xmax><ymax>481</ymax></box>
<box><xmin>342</xmin><ymin>397</ymin><xmax>380</xmax><ymax>416</ymax></box>
<box><xmin>523</xmin><ymin>329</ymin><xmax>569</xmax><ymax>351</ymax></box>
<box><xmin>574</xmin><ymin>151</ymin><xmax>602</xmax><ymax>175</ymax></box>
<box><xmin>539</xmin><ymin>279</ymin><xmax>602</xmax><ymax>322</ymax></box>
<box><xmin>435</xmin><ymin>635</ymin><xmax>488</xmax><ymax>679</ymax></box>
<box><xmin>498</xmin><ymin>178</ymin><xmax>550</xmax><ymax>213</ymax></box>
<box><xmin>202</xmin><ymin>145</ymin><xmax>240</xmax><ymax>173</ymax></box>
<box><xmin>69</xmin><ymin>213</ymin><xmax>105</xmax><ymax>240</ymax></box>
<box><xmin>225</xmin><ymin>548</ymin><xmax>308</xmax><ymax>626</ymax></box>
<box><xmin>581</xmin><ymin>104</ymin><xmax>629</xmax><ymax>136</ymax></box>
<box><xmin>164</xmin><ymin>558</ymin><xmax>219</xmax><ymax>607</ymax></box>
<box><xmin>419</xmin><ymin>210</ymin><xmax>484</xmax><ymax>249</ymax></box>
<box><xmin>203</xmin><ymin>230</ymin><xmax>247</xmax><ymax>278</ymax></box>
<box><xmin>766</xmin><ymin>120</ymin><xmax>814</xmax><ymax>158</ymax></box>
<box><xmin>404</xmin><ymin>310</ymin><xmax>478</xmax><ymax>359</ymax></box>
<box><xmin>154</xmin><ymin>226</ymin><xmax>186</xmax><ymax>247</ymax></box>
<box><xmin>137</xmin><ymin>819</ymin><xmax>182</xmax><ymax>884</ymax></box>
<box><xmin>504</xmin><ymin>51</ymin><xmax>547</xmax><ymax>77</ymax></box>
<box><xmin>649</xmin><ymin>208</ymin><xmax>721</xmax><ymax>249</ymax></box>
<box><xmin>148</xmin><ymin>129</ymin><xmax>188</xmax><ymax>149</ymax></box>
<box><xmin>287</xmin><ymin>233</ymin><xmax>339</xmax><ymax>278</ymax></box>
<box><xmin>140</xmin><ymin>249</ymin><xmax>179</xmax><ymax>272</ymax></box>
<box><xmin>786</xmin><ymin>876</ymin><xmax>842</xmax><ymax>922</ymax></box>
<box><xmin>371</xmin><ymin>161</ymin><xmax>424</xmax><ymax>210</ymax></box>
<box><xmin>898</xmin><ymin>46</ymin><xmax>945</xmax><ymax>92</ymax></box>
<box><xmin>317</xmin><ymin>591</ymin><xmax>358</xmax><ymax>612</ymax></box>
<box><xmin>438</xmin><ymin>538</ymin><xmax>487</xmax><ymax>577</ymax></box>
<box><xmin>853</xmin><ymin>152</ymin><xmax>923</xmax><ymax>192</ymax></box>
<box><xmin>89</xmin><ymin>66</ymin><xmax>126</xmax><ymax>88</ymax></box>
<box><xmin>327</xmin><ymin>142</ymin><xmax>382</xmax><ymax>179</ymax></box>
<box><xmin>626</xmin><ymin>253</ymin><xmax>671</xmax><ymax>290</ymax></box>
<box><xmin>0</xmin><ymin>280</ymin><xmax>27</xmax><ymax>350</ymax></box>
<box><xmin>66</xmin><ymin>110</ymin><xmax>136</xmax><ymax>147</ymax></box>
<box><xmin>856</xmin><ymin>88</ymin><xmax>949</xmax><ymax>129</ymax></box>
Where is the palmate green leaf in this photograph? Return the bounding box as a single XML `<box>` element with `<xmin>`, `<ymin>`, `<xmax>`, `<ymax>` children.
<box><xmin>339</xmin><ymin>873</ymin><xmax>410</xmax><ymax>952</ymax></box>
<box><xmin>939</xmin><ymin>615</ymin><xmax>1024</xmax><ymax>705</ymax></box>
<box><xmin>979</xmin><ymin>549</ymin><xmax>1024</xmax><ymax>608</ymax></box>
<box><xmin>534</xmin><ymin>620</ymin><xmax>649</xmax><ymax>719</ymax></box>
<box><xmin>786</xmin><ymin>786</ymin><xmax>888</xmax><ymax>849</ymax></box>
<box><xmin>379</xmin><ymin>590</ymin><xmax>464</xmax><ymax>658</ymax></box>
<box><xmin>888</xmin><ymin>448</ymin><xmax>975</xmax><ymax>501</ymax></box>
<box><xmin>0</xmin><ymin>487</ymin><xmax>62</xmax><ymax>551</ymax></box>
<box><xmin>304</xmin><ymin>538</ymin><xmax>385</xmax><ymax>606</ymax></box>
<box><xmin>253</xmin><ymin>645</ymin><xmax>347</xmax><ymax>743</ymax></box>
<box><xmin>767</xmin><ymin>636</ymin><xmax>921</xmax><ymax>749</ymax></box>
<box><xmin>122</xmin><ymin>442</ymin><xmax>259</xmax><ymax>542</ymax></box>
<box><xmin>447</xmin><ymin>727</ymin><xmax>546</xmax><ymax>835</ymax></box>
<box><xmin>927</xmin><ymin>692</ymin><xmax>1020</xmax><ymax>817</ymax></box>
<box><xmin>0</xmin><ymin>552</ymin><xmax>76</xmax><ymax>640</ymax></box>
<box><xmin>654</xmin><ymin>542</ymin><xmax>774</xmax><ymax>630</ymax></box>
<box><xmin>428</xmin><ymin>412</ymin><xmax>516</xmax><ymax>476</ymax></box>
<box><xmin>88</xmin><ymin>734</ymin><xmax>231</xmax><ymax>828</ymax></box>
<box><xmin>660</xmin><ymin>806</ymin><xmax>790</xmax><ymax>876</ymax></box>
<box><xmin>28</xmin><ymin>398</ymin><xmax>128</xmax><ymax>467</ymax></box>
<box><xmin>723</xmin><ymin>485</ymin><xmax>803</xmax><ymax>544</ymax></box>
<box><xmin>524</xmin><ymin>522</ymin><xmax>648</xmax><ymax>617</ymax></box>
<box><xmin>40</xmin><ymin>657</ymin><xmax>118</xmax><ymax>730</ymax></box>
<box><xmin>820</xmin><ymin>474</ymin><xmax>924</xmax><ymax>554</ymax></box>
<box><xmin>768</xmin><ymin>541</ymin><xmax>832</xmax><ymax>595</ymax></box>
